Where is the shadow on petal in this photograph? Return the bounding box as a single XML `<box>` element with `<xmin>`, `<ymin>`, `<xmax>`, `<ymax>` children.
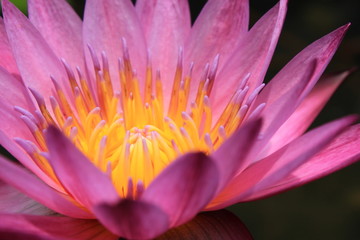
<box><xmin>154</xmin><ymin>210</ymin><xmax>253</xmax><ymax>240</ymax></box>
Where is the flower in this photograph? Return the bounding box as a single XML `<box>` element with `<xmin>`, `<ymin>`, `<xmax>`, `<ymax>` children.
<box><xmin>0</xmin><ymin>0</ymin><xmax>359</xmax><ymax>239</ymax></box>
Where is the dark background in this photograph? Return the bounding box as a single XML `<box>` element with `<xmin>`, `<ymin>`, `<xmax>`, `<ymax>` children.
<box><xmin>3</xmin><ymin>0</ymin><xmax>360</xmax><ymax>239</ymax></box>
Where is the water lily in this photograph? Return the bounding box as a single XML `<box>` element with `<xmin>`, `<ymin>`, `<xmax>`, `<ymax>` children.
<box><xmin>0</xmin><ymin>0</ymin><xmax>359</xmax><ymax>239</ymax></box>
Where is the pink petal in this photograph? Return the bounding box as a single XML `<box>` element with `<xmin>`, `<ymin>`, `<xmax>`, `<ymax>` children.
<box><xmin>156</xmin><ymin>210</ymin><xmax>253</xmax><ymax>240</ymax></box>
<box><xmin>142</xmin><ymin>152</ymin><xmax>219</xmax><ymax>227</ymax></box>
<box><xmin>0</xmin><ymin>180</ymin><xmax>54</xmax><ymax>215</ymax></box>
<box><xmin>263</xmin><ymin>70</ymin><xmax>351</xmax><ymax>157</ymax></box>
<box><xmin>247</xmin><ymin>123</ymin><xmax>360</xmax><ymax>201</ymax></box>
<box><xmin>250</xmin><ymin>60</ymin><xmax>319</xmax><ymax>156</ymax></box>
<box><xmin>185</xmin><ymin>0</ymin><xmax>250</xmax><ymax>103</ymax></box>
<box><xmin>0</xmin><ymin>214</ymin><xmax>117</xmax><ymax>240</ymax></box>
<box><xmin>0</xmin><ymin>18</ymin><xmax>19</xmax><ymax>76</ymax></box>
<box><xmin>45</xmin><ymin>126</ymin><xmax>119</xmax><ymax>209</ymax></box>
<box><xmin>136</xmin><ymin>0</ymin><xmax>190</xmax><ymax>107</ymax></box>
<box><xmin>211</xmin><ymin>0</ymin><xmax>287</xmax><ymax>120</ymax></box>
<box><xmin>2</xmin><ymin>0</ymin><xmax>69</xmax><ymax>103</ymax></box>
<box><xmin>0</xmin><ymin>67</ymin><xmax>34</xmax><ymax>140</ymax></box>
<box><xmin>0</xmin><ymin>131</ymin><xmax>62</xmax><ymax>191</ymax></box>
<box><xmin>28</xmin><ymin>0</ymin><xmax>84</xmax><ymax>71</ymax></box>
<box><xmin>83</xmin><ymin>0</ymin><xmax>147</xmax><ymax>91</ymax></box>
<box><xmin>209</xmin><ymin>115</ymin><xmax>357</xmax><ymax>209</ymax></box>
<box><xmin>211</xmin><ymin>119</ymin><xmax>262</xmax><ymax>193</ymax></box>
<box><xmin>0</xmin><ymin>68</ymin><xmax>60</xmax><ymax>191</ymax></box>
<box><xmin>253</xmin><ymin>25</ymin><xmax>349</xmax><ymax>143</ymax></box>
<box><xmin>93</xmin><ymin>199</ymin><xmax>169</xmax><ymax>239</ymax></box>
<box><xmin>0</xmin><ymin>155</ymin><xmax>92</xmax><ymax>218</ymax></box>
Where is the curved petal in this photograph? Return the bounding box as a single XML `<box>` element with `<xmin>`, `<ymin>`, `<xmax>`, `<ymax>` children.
<box><xmin>45</xmin><ymin>126</ymin><xmax>119</xmax><ymax>209</ymax></box>
<box><xmin>211</xmin><ymin>0</ymin><xmax>287</xmax><ymax>120</ymax></box>
<box><xmin>0</xmin><ymin>214</ymin><xmax>116</xmax><ymax>240</ymax></box>
<box><xmin>136</xmin><ymin>0</ymin><xmax>190</xmax><ymax>106</ymax></box>
<box><xmin>2</xmin><ymin>0</ymin><xmax>69</xmax><ymax>103</ymax></box>
<box><xmin>0</xmin><ymin>18</ymin><xmax>19</xmax><ymax>76</ymax></box>
<box><xmin>247</xmin><ymin>123</ymin><xmax>360</xmax><ymax>201</ymax></box>
<box><xmin>142</xmin><ymin>152</ymin><xmax>219</xmax><ymax>227</ymax></box>
<box><xmin>0</xmin><ymin>131</ymin><xmax>61</xmax><ymax>191</ymax></box>
<box><xmin>252</xmin><ymin>24</ymin><xmax>350</xmax><ymax>123</ymax></box>
<box><xmin>0</xmin><ymin>180</ymin><xmax>54</xmax><ymax>215</ymax></box>
<box><xmin>156</xmin><ymin>210</ymin><xmax>253</xmax><ymax>240</ymax></box>
<box><xmin>0</xmin><ymin>66</ymin><xmax>34</xmax><ymax>140</ymax></box>
<box><xmin>250</xmin><ymin>60</ymin><xmax>318</xmax><ymax>156</ymax></box>
<box><xmin>28</xmin><ymin>0</ymin><xmax>84</xmax><ymax>71</ymax></box>
<box><xmin>209</xmin><ymin>115</ymin><xmax>357</xmax><ymax>209</ymax></box>
<box><xmin>264</xmin><ymin>70</ymin><xmax>351</xmax><ymax>157</ymax></box>
<box><xmin>185</xmin><ymin>0</ymin><xmax>249</xmax><ymax>99</ymax></box>
<box><xmin>0</xmin><ymin>155</ymin><xmax>92</xmax><ymax>218</ymax></box>
<box><xmin>93</xmin><ymin>199</ymin><xmax>169</xmax><ymax>239</ymax></box>
<box><xmin>211</xmin><ymin>119</ymin><xmax>262</xmax><ymax>193</ymax></box>
<box><xmin>83</xmin><ymin>0</ymin><xmax>147</xmax><ymax>91</ymax></box>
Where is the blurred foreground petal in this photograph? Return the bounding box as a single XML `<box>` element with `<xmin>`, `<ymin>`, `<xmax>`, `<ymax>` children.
<box><xmin>156</xmin><ymin>210</ymin><xmax>253</xmax><ymax>240</ymax></box>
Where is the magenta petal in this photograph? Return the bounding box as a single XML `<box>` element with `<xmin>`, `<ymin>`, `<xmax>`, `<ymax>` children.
<box><xmin>2</xmin><ymin>0</ymin><xmax>69</xmax><ymax>102</ymax></box>
<box><xmin>209</xmin><ymin>115</ymin><xmax>357</xmax><ymax>209</ymax></box>
<box><xmin>252</xmin><ymin>24</ymin><xmax>350</xmax><ymax>124</ymax></box>
<box><xmin>248</xmin><ymin>123</ymin><xmax>360</xmax><ymax>201</ymax></box>
<box><xmin>142</xmin><ymin>152</ymin><xmax>219</xmax><ymax>227</ymax></box>
<box><xmin>185</xmin><ymin>0</ymin><xmax>250</xmax><ymax>103</ymax></box>
<box><xmin>156</xmin><ymin>210</ymin><xmax>253</xmax><ymax>240</ymax></box>
<box><xmin>136</xmin><ymin>0</ymin><xmax>190</xmax><ymax>107</ymax></box>
<box><xmin>211</xmin><ymin>0</ymin><xmax>287</xmax><ymax>121</ymax></box>
<box><xmin>0</xmin><ymin>131</ymin><xmax>61</xmax><ymax>191</ymax></box>
<box><xmin>211</xmin><ymin>119</ymin><xmax>262</xmax><ymax>193</ymax></box>
<box><xmin>83</xmin><ymin>0</ymin><xmax>147</xmax><ymax>91</ymax></box>
<box><xmin>45</xmin><ymin>126</ymin><xmax>119</xmax><ymax>209</ymax></box>
<box><xmin>28</xmin><ymin>0</ymin><xmax>84</xmax><ymax>70</ymax></box>
<box><xmin>264</xmin><ymin>70</ymin><xmax>351</xmax><ymax>157</ymax></box>
<box><xmin>0</xmin><ymin>180</ymin><xmax>54</xmax><ymax>215</ymax></box>
<box><xmin>250</xmin><ymin>60</ymin><xmax>318</xmax><ymax>156</ymax></box>
<box><xmin>0</xmin><ymin>214</ymin><xmax>117</xmax><ymax>240</ymax></box>
<box><xmin>0</xmin><ymin>67</ymin><xmax>34</xmax><ymax>140</ymax></box>
<box><xmin>0</xmin><ymin>18</ymin><xmax>19</xmax><ymax>76</ymax></box>
<box><xmin>0</xmin><ymin>155</ymin><xmax>92</xmax><ymax>218</ymax></box>
<box><xmin>93</xmin><ymin>199</ymin><xmax>169</xmax><ymax>239</ymax></box>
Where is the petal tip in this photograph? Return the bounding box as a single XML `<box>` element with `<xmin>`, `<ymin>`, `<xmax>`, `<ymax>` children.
<box><xmin>2</xmin><ymin>0</ymin><xmax>21</xmax><ymax>19</ymax></box>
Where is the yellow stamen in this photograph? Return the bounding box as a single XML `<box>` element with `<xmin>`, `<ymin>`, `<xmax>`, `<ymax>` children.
<box><xmin>19</xmin><ymin>48</ymin><xmax>256</xmax><ymax>200</ymax></box>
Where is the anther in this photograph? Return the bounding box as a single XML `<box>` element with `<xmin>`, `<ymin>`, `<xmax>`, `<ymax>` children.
<box><xmin>246</xmin><ymin>83</ymin><xmax>265</xmax><ymax>106</ymax></box>
<box><xmin>238</xmin><ymin>73</ymin><xmax>251</xmax><ymax>90</ymax></box>
<box><xmin>87</xmin><ymin>44</ymin><xmax>101</xmax><ymax>71</ymax></box>
<box><xmin>218</xmin><ymin>126</ymin><xmax>226</xmax><ymax>139</ymax></box>
<box><xmin>20</xmin><ymin>115</ymin><xmax>38</xmax><ymax>134</ymax></box>
<box><xmin>121</xmin><ymin>38</ymin><xmax>131</xmax><ymax>62</ymax></box>
<box><xmin>14</xmin><ymin>138</ymin><xmax>38</xmax><ymax>155</ymax></box>
<box><xmin>14</xmin><ymin>106</ymin><xmax>38</xmax><ymax>126</ymax></box>
<box><xmin>204</xmin><ymin>133</ymin><xmax>214</xmax><ymax>151</ymax></box>
<box><xmin>28</xmin><ymin>88</ymin><xmax>46</xmax><ymax>108</ymax></box>
<box><xmin>248</xmin><ymin>103</ymin><xmax>266</xmax><ymax>120</ymax></box>
<box><xmin>69</xmin><ymin>127</ymin><xmax>78</xmax><ymax>140</ymax></box>
<box><xmin>238</xmin><ymin>105</ymin><xmax>249</xmax><ymax>120</ymax></box>
<box><xmin>61</xmin><ymin>58</ymin><xmax>77</xmax><ymax>89</ymax></box>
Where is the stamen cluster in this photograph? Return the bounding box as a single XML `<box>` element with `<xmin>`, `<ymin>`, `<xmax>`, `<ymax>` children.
<box><xmin>16</xmin><ymin>40</ymin><xmax>265</xmax><ymax>198</ymax></box>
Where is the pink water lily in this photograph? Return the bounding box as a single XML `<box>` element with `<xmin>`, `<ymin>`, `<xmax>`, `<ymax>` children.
<box><xmin>0</xmin><ymin>0</ymin><xmax>359</xmax><ymax>239</ymax></box>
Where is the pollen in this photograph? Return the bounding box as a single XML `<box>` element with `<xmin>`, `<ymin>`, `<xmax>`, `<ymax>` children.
<box><xmin>16</xmin><ymin>40</ymin><xmax>265</xmax><ymax>198</ymax></box>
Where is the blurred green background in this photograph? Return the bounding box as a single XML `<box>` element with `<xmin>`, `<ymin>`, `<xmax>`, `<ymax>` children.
<box><xmin>3</xmin><ymin>0</ymin><xmax>360</xmax><ymax>239</ymax></box>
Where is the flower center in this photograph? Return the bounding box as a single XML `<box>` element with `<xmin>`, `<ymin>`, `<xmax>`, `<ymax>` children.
<box><xmin>16</xmin><ymin>41</ymin><xmax>265</xmax><ymax>198</ymax></box>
